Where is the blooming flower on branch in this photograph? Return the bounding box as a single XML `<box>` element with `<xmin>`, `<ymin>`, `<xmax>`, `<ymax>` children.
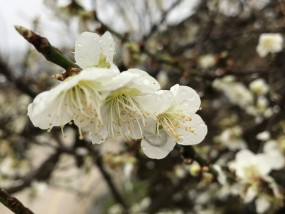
<box><xmin>256</xmin><ymin>33</ymin><xmax>283</xmax><ymax>57</ymax></box>
<box><xmin>90</xmin><ymin>69</ymin><xmax>160</xmax><ymax>143</ymax></box>
<box><xmin>140</xmin><ymin>84</ymin><xmax>207</xmax><ymax>159</ymax></box>
<box><xmin>28</xmin><ymin>31</ymin><xmax>119</xmax><ymax>139</ymax></box>
<box><xmin>28</xmin><ymin>68</ymin><xmax>119</xmax><ymax>138</ymax></box>
<box><xmin>26</xmin><ymin>30</ymin><xmax>208</xmax><ymax>160</ymax></box>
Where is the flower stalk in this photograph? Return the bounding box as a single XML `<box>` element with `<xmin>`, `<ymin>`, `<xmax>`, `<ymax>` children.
<box><xmin>14</xmin><ymin>25</ymin><xmax>80</xmax><ymax>73</ymax></box>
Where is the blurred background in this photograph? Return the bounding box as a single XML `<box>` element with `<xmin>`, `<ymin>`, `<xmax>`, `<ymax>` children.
<box><xmin>1</xmin><ymin>0</ymin><xmax>285</xmax><ymax>213</ymax></box>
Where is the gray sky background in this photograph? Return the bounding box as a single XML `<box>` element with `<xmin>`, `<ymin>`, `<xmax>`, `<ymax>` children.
<box><xmin>0</xmin><ymin>0</ymin><xmax>197</xmax><ymax>62</ymax></box>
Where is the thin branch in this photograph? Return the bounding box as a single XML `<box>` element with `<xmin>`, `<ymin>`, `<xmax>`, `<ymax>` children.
<box><xmin>146</xmin><ymin>173</ymin><xmax>193</xmax><ymax>214</ymax></box>
<box><xmin>179</xmin><ymin>145</ymin><xmax>219</xmax><ymax>179</ymax></box>
<box><xmin>0</xmin><ymin>59</ymin><xmax>36</xmax><ymax>98</ymax></box>
<box><xmin>147</xmin><ymin>145</ymin><xmax>219</xmax><ymax>214</ymax></box>
<box><xmin>86</xmin><ymin>143</ymin><xmax>129</xmax><ymax>212</ymax></box>
<box><xmin>143</xmin><ymin>0</ymin><xmax>182</xmax><ymax>40</ymax></box>
<box><xmin>0</xmin><ymin>188</ymin><xmax>34</xmax><ymax>214</ymax></box>
<box><xmin>6</xmin><ymin>151</ymin><xmax>61</xmax><ymax>194</ymax></box>
<box><xmin>14</xmin><ymin>25</ymin><xmax>81</xmax><ymax>76</ymax></box>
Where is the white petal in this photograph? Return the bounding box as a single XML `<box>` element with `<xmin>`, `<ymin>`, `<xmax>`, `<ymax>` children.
<box><xmin>256</xmin><ymin>45</ymin><xmax>267</xmax><ymax>58</ymax></box>
<box><xmin>118</xmin><ymin>119</ymin><xmax>144</xmax><ymax>140</ymax></box>
<box><xmin>176</xmin><ymin>114</ymin><xmax>207</xmax><ymax>145</ymax></box>
<box><xmin>100</xmin><ymin>31</ymin><xmax>115</xmax><ymax>64</ymax></box>
<box><xmin>244</xmin><ymin>186</ymin><xmax>256</xmax><ymax>203</ymax></box>
<box><xmin>89</xmin><ymin>127</ymin><xmax>109</xmax><ymax>144</ymax></box>
<box><xmin>75</xmin><ymin>32</ymin><xmax>101</xmax><ymax>69</ymax></box>
<box><xmin>263</xmin><ymin>141</ymin><xmax>285</xmax><ymax>170</ymax></box>
<box><xmin>256</xmin><ymin>154</ymin><xmax>275</xmax><ymax>176</ymax></box>
<box><xmin>78</xmin><ymin>67</ymin><xmax>119</xmax><ymax>90</ymax></box>
<box><xmin>141</xmin><ymin>129</ymin><xmax>176</xmax><ymax>159</ymax></box>
<box><xmin>27</xmin><ymin>91</ymin><xmax>72</xmax><ymax>129</ymax></box>
<box><xmin>125</xmin><ymin>69</ymin><xmax>160</xmax><ymax>93</ymax></box>
<box><xmin>235</xmin><ymin>150</ymin><xmax>255</xmax><ymax>165</ymax></box>
<box><xmin>256</xmin><ymin>197</ymin><xmax>270</xmax><ymax>214</ymax></box>
<box><xmin>171</xmin><ymin>84</ymin><xmax>201</xmax><ymax>114</ymax></box>
<box><xmin>137</xmin><ymin>90</ymin><xmax>173</xmax><ymax>115</ymax></box>
<box><xmin>103</xmin><ymin>70</ymin><xmax>138</xmax><ymax>91</ymax></box>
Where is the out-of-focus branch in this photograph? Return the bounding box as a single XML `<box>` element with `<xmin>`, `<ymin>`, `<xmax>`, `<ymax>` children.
<box><xmin>0</xmin><ymin>188</ymin><xmax>34</xmax><ymax>214</ymax></box>
<box><xmin>147</xmin><ymin>145</ymin><xmax>219</xmax><ymax>214</ymax></box>
<box><xmin>6</xmin><ymin>151</ymin><xmax>61</xmax><ymax>194</ymax></box>
<box><xmin>14</xmin><ymin>25</ymin><xmax>81</xmax><ymax>76</ymax></box>
<box><xmin>180</xmin><ymin>145</ymin><xmax>218</xmax><ymax>178</ymax></box>
<box><xmin>86</xmin><ymin>142</ymin><xmax>129</xmax><ymax>212</ymax></box>
<box><xmin>143</xmin><ymin>0</ymin><xmax>182</xmax><ymax>40</ymax></box>
<box><xmin>0</xmin><ymin>59</ymin><xmax>36</xmax><ymax>98</ymax></box>
<box><xmin>146</xmin><ymin>173</ymin><xmax>193</xmax><ymax>214</ymax></box>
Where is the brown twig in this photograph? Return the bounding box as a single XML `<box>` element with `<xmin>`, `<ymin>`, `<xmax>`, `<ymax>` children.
<box><xmin>14</xmin><ymin>25</ymin><xmax>81</xmax><ymax>79</ymax></box>
<box><xmin>86</xmin><ymin>143</ymin><xmax>129</xmax><ymax>212</ymax></box>
<box><xmin>0</xmin><ymin>188</ymin><xmax>34</xmax><ymax>214</ymax></box>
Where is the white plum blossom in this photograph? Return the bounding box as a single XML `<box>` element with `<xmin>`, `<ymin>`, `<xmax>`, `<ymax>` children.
<box><xmin>75</xmin><ymin>31</ymin><xmax>116</xmax><ymax>69</ymax></box>
<box><xmin>256</xmin><ymin>131</ymin><xmax>270</xmax><ymax>141</ymax></box>
<box><xmin>28</xmin><ymin>31</ymin><xmax>119</xmax><ymax>139</ymax></box>
<box><xmin>230</xmin><ymin>141</ymin><xmax>284</xmax><ymax>184</ymax></box>
<box><xmin>219</xmin><ymin>126</ymin><xmax>247</xmax><ymax>151</ymax></box>
<box><xmin>249</xmin><ymin>79</ymin><xmax>269</xmax><ymax>95</ymax></box>
<box><xmin>213</xmin><ymin>76</ymin><xmax>272</xmax><ymax>123</ymax></box>
<box><xmin>29</xmin><ymin>181</ymin><xmax>48</xmax><ymax>198</ymax></box>
<box><xmin>27</xmin><ymin>30</ymin><xmax>208</xmax><ymax>160</ymax></box>
<box><xmin>263</xmin><ymin>140</ymin><xmax>285</xmax><ymax>170</ymax></box>
<box><xmin>140</xmin><ymin>84</ymin><xmax>207</xmax><ymax>159</ymax></box>
<box><xmin>230</xmin><ymin>149</ymin><xmax>274</xmax><ymax>182</ymax></box>
<box><xmin>230</xmin><ymin>141</ymin><xmax>284</xmax><ymax>213</ymax></box>
<box><xmin>213</xmin><ymin>76</ymin><xmax>254</xmax><ymax>108</ymax></box>
<box><xmin>217</xmin><ymin>0</ymin><xmax>271</xmax><ymax>17</ymax></box>
<box><xmin>256</xmin><ymin>33</ymin><xmax>283</xmax><ymax>57</ymax></box>
<box><xmin>198</xmin><ymin>54</ymin><xmax>216</xmax><ymax>69</ymax></box>
<box><xmin>28</xmin><ymin>69</ymin><xmax>119</xmax><ymax>135</ymax></box>
<box><xmin>90</xmin><ymin>68</ymin><xmax>160</xmax><ymax>143</ymax></box>
<box><xmin>157</xmin><ymin>70</ymin><xmax>169</xmax><ymax>89</ymax></box>
<box><xmin>218</xmin><ymin>0</ymin><xmax>240</xmax><ymax>17</ymax></box>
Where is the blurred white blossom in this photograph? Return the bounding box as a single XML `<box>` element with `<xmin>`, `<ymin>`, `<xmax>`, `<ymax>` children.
<box><xmin>249</xmin><ymin>79</ymin><xmax>269</xmax><ymax>95</ymax></box>
<box><xmin>230</xmin><ymin>141</ymin><xmax>284</xmax><ymax>213</ymax></box>
<box><xmin>29</xmin><ymin>181</ymin><xmax>48</xmax><ymax>199</ymax></box>
<box><xmin>256</xmin><ymin>131</ymin><xmax>270</xmax><ymax>141</ymax></box>
<box><xmin>213</xmin><ymin>76</ymin><xmax>253</xmax><ymax>108</ymax></box>
<box><xmin>157</xmin><ymin>70</ymin><xmax>169</xmax><ymax>89</ymax></box>
<box><xmin>198</xmin><ymin>54</ymin><xmax>216</xmax><ymax>69</ymax></box>
<box><xmin>256</xmin><ymin>33</ymin><xmax>283</xmax><ymax>57</ymax></box>
<box><xmin>219</xmin><ymin>126</ymin><xmax>247</xmax><ymax>151</ymax></box>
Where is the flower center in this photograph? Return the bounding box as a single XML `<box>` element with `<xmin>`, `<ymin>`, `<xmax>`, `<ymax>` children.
<box><xmin>244</xmin><ymin>165</ymin><xmax>260</xmax><ymax>182</ymax></box>
<box><xmin>263</xmin><ymin>39</ymin><xmax>274</xmax><ymax>49</ymax></box>
<box><xmin>97</xmin><ymin>54</ymin><xmax>110</xmax><ymax>68</ymax></box>
<box><xmin>156</xmin><ymin>111</ymin><xmax>192</xmax><ymax>141</ymax></box>
<box><xmin>104</xmin><ymin>88</ymin><xmax>144</xmax><ymax>139</ymax></box>
<box><xmin>52</xmin><ymin>80</ymin><xmax>102</xmax><ymax>139</ymax></box>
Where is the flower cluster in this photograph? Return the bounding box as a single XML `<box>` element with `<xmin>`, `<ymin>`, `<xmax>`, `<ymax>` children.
<box><xmin>213</xmin><ymin>76</ymin><xmax>273</xmax><ymax>123</ymax></box>
<box><xmin>27</xmin><ymin>31</ymin><xmax>207</xmax><ymax>159</ymax></box>
<box><xmin>229</xmin><ymin>141</ymin><xmax>284</xmax><ymax>213</ymax></box>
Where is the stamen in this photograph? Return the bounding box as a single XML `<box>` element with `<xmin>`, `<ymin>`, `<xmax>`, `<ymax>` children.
<box><xmin>104</xmin><ymin>88</ymin><xmax>144</xmax><ymax>138</ymax></box>
<box><xmin>157</xmin><ymin>111</ymin><xmax>193</xmax><ymax>141</ymax></box>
